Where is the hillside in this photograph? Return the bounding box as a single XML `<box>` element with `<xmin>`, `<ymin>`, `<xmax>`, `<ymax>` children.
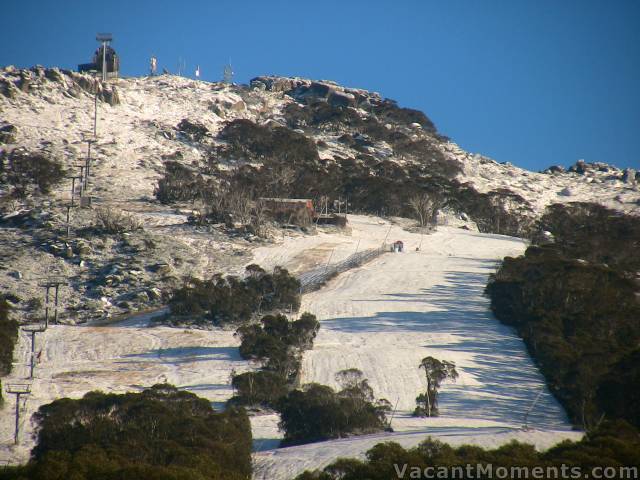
<box><xmin>0</xmin><ymin>66</ymin><xmax>638</xmax><ymax>477</ymax></box>
<box><xmin>1</xmin><ymin>66</ymin><xmax>638</xmax><ymax>325</ymax></box>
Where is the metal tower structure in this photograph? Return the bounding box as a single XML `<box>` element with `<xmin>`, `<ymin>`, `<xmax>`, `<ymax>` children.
<box><xmin>223</xmin><ymin>63</ymin><xmax>234</xmax><ymax>84</ymax></box>
<box><xmin>5</xmin><ymin>384</ymin><xmax>31</xmax><ymax>444</ymax></box>
<box><xmin>96</xmin><ymin>33</ymin><xmax>113</xmax><ymax>82</ymax></box>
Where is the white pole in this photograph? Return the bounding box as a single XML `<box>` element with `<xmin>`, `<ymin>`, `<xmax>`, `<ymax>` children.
<box><xmin>102</xmin><ymin>41</ymin><xmax>107</xmax><ymax>81</ymax></box>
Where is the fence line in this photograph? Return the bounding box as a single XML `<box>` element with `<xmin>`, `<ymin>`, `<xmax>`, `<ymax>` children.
<box><xmin>297</xmin><ymin>244</ymin><xmax>390</xmax><ymax>294</ymax></box>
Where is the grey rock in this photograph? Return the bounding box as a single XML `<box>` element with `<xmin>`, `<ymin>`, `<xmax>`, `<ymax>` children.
<box><xmin>622</xmin><ymin>168</ymin><xmax>637</xmax><ymax>184</ymax></box>
<box><xmin>148</xmin><ymin>288</ymin><xmax>162</xmax><ymax>300</ymax></box>
<box><xmin>328</xmin><ymin>90</ymin><xmax>356</xmax><ymax>108</ymax></box>
<box><xmin>543</xmin><ymin>165</ymin><xmax>565</xmax><ymax>174</ymax></box>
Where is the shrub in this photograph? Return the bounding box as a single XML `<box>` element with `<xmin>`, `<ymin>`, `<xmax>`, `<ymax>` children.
<box><xmin>1</xmin><ymin>384</ymin><xmax>252</xmax><ymax>480</ymax></box>
<box><xmin>230</xmin><ymin>371</ymin><xmax>288</xmax><ymax>407</ymax></box>
<box><xmin>169</xmin><ymin>265</ymin><xmax>301</xmax><ymax>325</ymax></box>
<box><xmin>294</xmin><ymin>421</ymin><xmax>640</xmax><ymax>479</ymax></box>
<box><xmin>93</xmin><ymin>207</ymin><xmax>142</xmax><ymax>234</ymax></box>
<box><xmin>219</xmin><ymin>119</ymin><xmax>320</xmax><ymax>166</ymax></box>
<box><xmin>177</xmin><ymin>118</ymin><xmax>209</xmax><ymax>142</ymax></box>
<box><xmin>236</xmin><ymin>312</ymin><xmax>319</xmax><ymax>378</ymax></box>
<box><xmin>533</xmin><ymin>202</ymin><xmax>640</xmax><ymax>273</ymax></box>
<box><xmin>0</xmin><ymin>148</ymin><xmax>65</xmax><ymax>197</ymax></box>
<box><xmin>277</xmin><ymin>374</ymin><xmax>390</xmax><ymax>446</ymax></box>
<box><xmin>0</xmin><ymin>296</ymin><xmax>18</xmax><ymax>377</ymax></box>
<box><xmin>370</xmin><ymin>99</ymin><xmax>437</xmax><ymax>132</ymax></box>
<box><xmin>155</xmin><ymin>160</ymin><xmax>203</xmax><ymax>203</ymax></box>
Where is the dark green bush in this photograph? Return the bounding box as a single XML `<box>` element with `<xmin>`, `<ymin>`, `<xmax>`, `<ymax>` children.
<box><xmin>533</xmin><ymin>202</ymin><xmax>640</xmax><ymax>272</ymax></box>
<box><xmin>219</xmin><ymin>119</ymin><xmax>320</xmax><ymax>166</ymax></box>
<box><xmin>169</xmin><ymin>265</ymin><xmax>301</xmax><ymax>326</ymax></box>
<box><xmin>236</xmin><ymin>312</ymin><xmax>319</xmax><ymax>380</ymax></box>
<box><xmin>155</xmin><ymin>160</ymin><xmax>204</xmax><ymax>203</ymax></box>
<box><xmin>0</xmin><ymin>148</ymin><xmax>65</xmax><ymax>197</ymax></box>
<box><xmin>230</xmin><ymin>370</ymin><xmax>288</xmax><ymax>407</ymax></box>
<box><xmin>0</xmin><ymin>295</ymin><xmax>18</xmax><ymax>377</ymax></box>
<box><xmin>0</xmin><ymin>384</ymin><xmax>252</xmax><ymax>480</ymax></box>
<box><xmin>277</xmin><ymin>377</ymin><xmax>390</xmax><ymax>446</ymax></box>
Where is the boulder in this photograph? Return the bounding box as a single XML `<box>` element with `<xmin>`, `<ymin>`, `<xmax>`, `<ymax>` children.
<box><xmin>621</xmin><ymin>168</ymin><xmax>637</xmax><ymax>184</ymax></box>
<box><xmin>148</xmin><ymin>287</ymin><xmax>162</xmax><ymax>300</ymax></box>
<box><xmin>250</xmin><ymin>76</ymin><xmax>300</xmax><ymax>93</ymax></box>
<box><xmin>0</xmin><ymin>78</ymin><xmax>19</xmax><ymax>99</ymax></box>
<box><xmin>100</xmin><ymin>85</ymin><xmax>120</xmax><ymax>106</ymax></box>
<box><xmin>44</xmin><ymin>68</ymin><xmax>66</xmax><ymax>84</ymax></box>
<box><xmin>568</xmin><ymin>160</ymin><xmax>587</xmax><ymax>174</ymax></box>
<box><xmin>328</xmin><ymin>90</ymin><xmax>355</xmax><ymax>107</ymax></box>
<box><xmin>543</xmin><ymin>165</ymin><xmax>565</xmax><ymax>174</ymax></box>
<box><xmin>559</xmin><ymin>187</ymin><xmax>574</xmax><ymax>197</ymax></box>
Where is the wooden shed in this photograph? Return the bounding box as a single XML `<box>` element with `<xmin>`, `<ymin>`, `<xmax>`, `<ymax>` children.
<box><xmin>259</xmin><ymin>198</ymin><xmax>314</xmax><ymax>225</ymax></box>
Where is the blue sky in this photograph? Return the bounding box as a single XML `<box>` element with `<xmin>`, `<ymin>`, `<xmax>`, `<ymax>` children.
<box><xmin>2</xmin><ymin>0</ymin><xmax>639</xmax><ymax>171</ymax></box>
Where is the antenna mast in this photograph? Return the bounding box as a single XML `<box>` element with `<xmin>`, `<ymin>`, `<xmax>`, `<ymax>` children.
<box><xmin>223</xmin><ymin>62</ymin><xmax>234</xmax><ymax>84</ymax></box>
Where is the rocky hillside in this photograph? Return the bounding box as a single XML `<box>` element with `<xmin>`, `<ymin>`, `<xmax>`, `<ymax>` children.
<box><xmin>0</xmin><ymin>66</ymin><xmax>638</xmax><ymax>326</ymax></box>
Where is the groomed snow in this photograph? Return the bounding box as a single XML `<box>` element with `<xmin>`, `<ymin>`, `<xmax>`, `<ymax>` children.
<box><xmin>0</xmin><ymin>309</ymin><xmax>256</xmax><ymax>464</ymax></box>
<box><xmin>251</xmin><ymin>215</ymin><xmax>582</xmax><ymax>479</ymax></box>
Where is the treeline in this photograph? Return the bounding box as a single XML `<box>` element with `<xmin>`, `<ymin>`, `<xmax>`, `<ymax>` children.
<box><xmin>486</xmin><ymin>202</ymin><xmax>640</xmax><ymax>429</ymax></box>
<box><xmin>156</xmin><ymin>114</ymin><xmax>535</xmax><ymax>237</ymax></box>
<box><xmin>0</xmin><ymin>385</ymin><xmax>252</xmax><ymax>480</ymax></box>
<box><xmin>295</xmin><ymin>421</ymin><xmax>640</xmax><ymax>479</ymax></box>
<box><xmin>168</xmin><ymin>264</ymin><xmax>300</xmax><ymax>325</ymax></box>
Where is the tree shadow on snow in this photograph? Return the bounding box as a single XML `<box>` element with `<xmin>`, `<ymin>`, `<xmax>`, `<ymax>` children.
<box><xmin>321</xmin><ymin>269</ymin><xmax>572</xmax><ymax>430</ymax></box>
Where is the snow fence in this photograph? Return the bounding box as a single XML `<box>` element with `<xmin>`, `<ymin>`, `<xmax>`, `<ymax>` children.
<box><xmin>297</xmin><ymin>244</ymin><xmax>390</xmax><ymax>294</ymax></box>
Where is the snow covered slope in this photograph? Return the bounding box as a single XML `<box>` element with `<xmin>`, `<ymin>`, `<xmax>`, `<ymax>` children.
<box><xmin>0</xmin><ymin>67</ymin><xmax>638</xmax><ymax>323</ymax></box>
<box><xmin>0</xmin><ymin>215</ymin><xmax>582</xmax><ymax>474</ymax></box>
<box><xmin>1</xmin><ymin>67</ymin><xmax>615</xmax><ymax>475</ymax></box>
<box><xmin>0</xmin><ymin>308</ymin><xmax>256</xmax><ymax>464</ymax></box>
<box><xmin>250</xmin><ymin>215</ymin><xmax>581</xmax><ymax>479</ymax></box>
<box><xmin>0</xmin><ymin>67</ymin><xmax>637</xmax><ymax>218</ymax></box>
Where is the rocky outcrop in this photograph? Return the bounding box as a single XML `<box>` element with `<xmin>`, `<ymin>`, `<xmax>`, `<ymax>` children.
<box><xmin>542</xmin><ymin>165</ymin><xmax>565</xmax><ymax>174</ymax></box>
<box><xmin>622</xmin><ymin>168</ymin><xmax>637</xmax><ymax>184</ymax></box>
<box><xmin>0</xmin><ymin>66</ymin><xmax>120</xmax><ymax>105</ymax></box>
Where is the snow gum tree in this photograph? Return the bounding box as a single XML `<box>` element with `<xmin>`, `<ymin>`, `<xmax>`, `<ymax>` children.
<box><xmin>415</xmin><ymin>356</ymin><xmax>458</xmax><ymax>417</ymax></box>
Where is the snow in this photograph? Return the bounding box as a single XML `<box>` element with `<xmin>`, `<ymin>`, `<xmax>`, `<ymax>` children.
<box><xmin>0</xmin><ymin>215</ymin><xmax>583</xmax><ymax>473</ymax></box>
<box><xmin>0</xmin><ymin>308</ymin><xmax>256</xmax><ymax>464</ymax></box>
<box><xmin>0</xmin><ymin>70</ymin><xmax>602</xmax><ymax>475</ymax></box>
<box><xmin>450</xmin><ymin>144</ymin><xmax>639</xmax><ymax>216</ymax></box>
<box><xmin>250</xmin><ymin>216</ymin><xmax>582</xmax><ymax>479</ymax></box>
<box><xmin>0</xmin><ymin>214</ymin><xmax>583</xmax><ymax>474</ymax></box>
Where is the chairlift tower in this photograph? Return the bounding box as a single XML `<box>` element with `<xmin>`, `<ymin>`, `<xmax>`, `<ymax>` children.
<box><xmin>5</xmin><ymin>384</ymin><xmax>31</xmax><ymax>444</ymax></box>
<box><xmin>37</xmin><ymin>276</ymin><xmax>68</xmax><ymax>327</ymax></box>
